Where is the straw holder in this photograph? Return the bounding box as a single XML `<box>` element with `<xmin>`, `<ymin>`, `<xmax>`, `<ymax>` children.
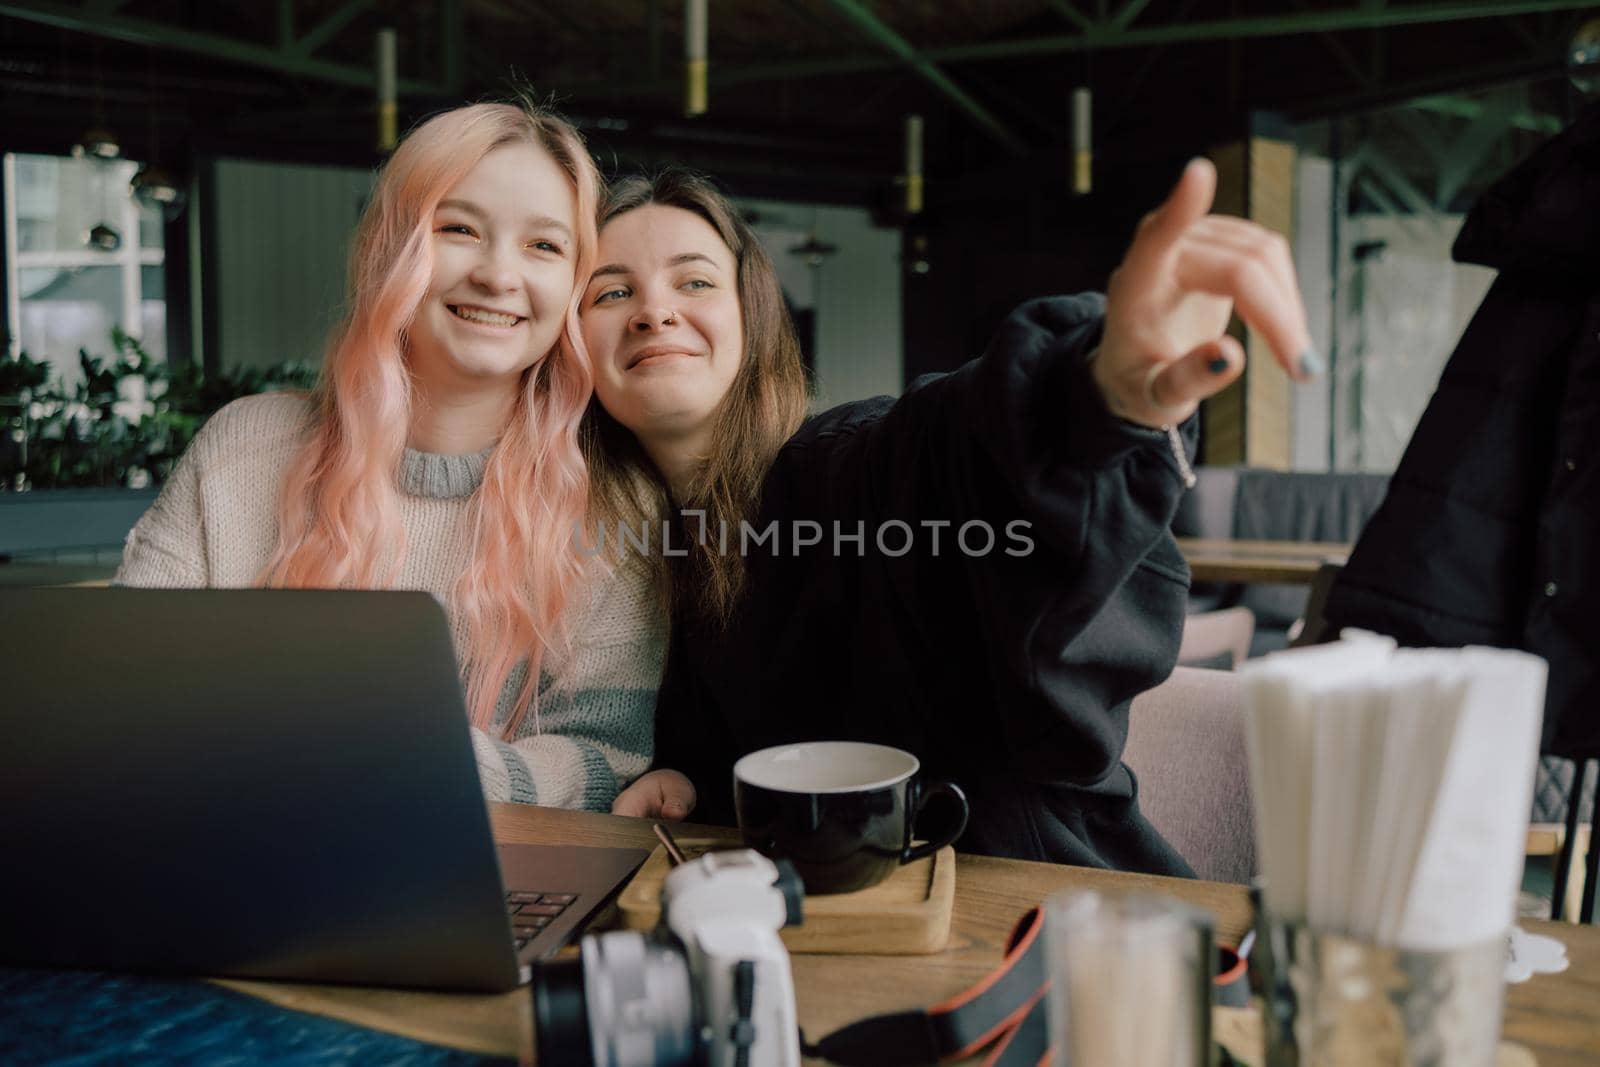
<box><xmin>1254</xmin><ymin>901</ymin><xmax>1506</xmax><ymax>1067</ymax></box>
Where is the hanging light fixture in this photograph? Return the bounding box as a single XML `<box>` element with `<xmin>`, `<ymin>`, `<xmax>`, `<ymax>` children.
<box><xmin>73</xmin><ymin>39</ymin><xmax>123</xmax><ymax>249</ymax></box>
<box><xmin>903</xmin><ymin>114</ymin><xmax>923</xmax><ymax>216</ymax></box>
<box><xmin>131</xmin><ymin>164</ymin><xmax>185</xmax><ymax>221</ymax></box>
<box><xmin>907</xmin><ymin>234</ymin><xmax>930</xmax><ymax>275</ymax></box>
<box><xmin>81</xmin><ymin>134</ymin><xmax>122</xmax><ymax>251</ymax></box>
<box><xmin>789</xmin><ymin>234</ymin><xmax>838</xmax><ymax>269</ymax></box>
<box><xmin>72</xmin><ymin>128</ymin><xmax>121</xmax><ymax>161</ymax></box>
<box><xmin>376</xmin><ymin>27</ymin><xmax>398</xmax><ymax>151</ymax></box>
<box><xmin>85</xmin><ymin>222</ymin><xmax>121</xmax><ymax>252</ymax></box>
<box><xmin>74</xmin><ymin>40</ymin><xmax>120</xmax><ymax>161</ymax></box>
<box><xmin>1071</xmin><ymin>87</ymin><xmax>1092</xmax><ymax>196</ymax></box>
<box><xmin>129</xmin><ymin>57</ymin><xmax>187</xmax><ymax>223</ymax></box>
<box><xmin>684</xmin><ymin>0</ymin><xmax>708</xmax><ymax>117</ymax></box>
<box><xmin>790</xmin><ymin>208</ymin><xmax>837</xmax><ymax>342</ymax></box>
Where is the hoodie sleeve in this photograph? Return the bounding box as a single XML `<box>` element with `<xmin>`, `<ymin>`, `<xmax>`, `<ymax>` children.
<box><xmin>768</xmin><ymin>294</ymin><xmax>1196</xmax><ymax>788</ymax></box>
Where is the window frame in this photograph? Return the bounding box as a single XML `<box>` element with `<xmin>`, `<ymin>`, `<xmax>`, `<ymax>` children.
<box><xmin>3</xmin><ymin>151</ymin><xmax>166</xmax><ymax>362</ymax></box>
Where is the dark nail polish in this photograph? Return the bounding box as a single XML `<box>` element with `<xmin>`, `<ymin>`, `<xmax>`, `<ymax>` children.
<box><xmin>1297</xmin><ymin>347</ymin><xmax>1324</xmax><ymax>378</ymax></box>
<box><xmin>1208</xmin><ymin>357</ymin><xmax>1230</xmax><ymax>374</ymax></box>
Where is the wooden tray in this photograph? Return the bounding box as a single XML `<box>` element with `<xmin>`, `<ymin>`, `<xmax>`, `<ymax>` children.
<box><xmin>615</xmin><ymin>839</ymin><xmax>955</xmax><ymax>955</ymax></box>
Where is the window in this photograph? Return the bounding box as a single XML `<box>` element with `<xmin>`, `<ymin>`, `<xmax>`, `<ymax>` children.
<box><xmin>4</xmin><ymin>153</ymin><xmax>166</xmax><ymax>383</ymax></box>
<box><xmin>1288</xmin><ymin>81</ymin><xmax>1563</xmax><ymax>473</ymax></box>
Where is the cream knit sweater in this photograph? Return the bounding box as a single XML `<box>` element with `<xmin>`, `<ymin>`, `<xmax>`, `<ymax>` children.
<box><xmin>116</xmin><ymin>392</ymin><xmax>666</xmax><ymax>812</ymax></box>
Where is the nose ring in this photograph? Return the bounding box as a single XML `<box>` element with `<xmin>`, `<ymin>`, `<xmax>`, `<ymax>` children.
<box><xmin>662</xmin><ymin>313</ymin><xmax>677</xmax><ymax>326</ymax></box>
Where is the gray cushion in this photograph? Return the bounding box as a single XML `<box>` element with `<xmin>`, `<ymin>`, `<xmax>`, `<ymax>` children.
<box><xmin>1123</xmin><ymin>667</ymin><xmax>1255</xmax><ymax>884</ymax></box>
<box><xmin>1172</xmin><ymin>467</ymin><xmax>1391</xmax><ymax>658</ymax></box>
<box><xmin>1231</xmin><ymin>469</ymin><xmax>1390</xmax><ymax>653</ymax></box>
<box><xmin>1172</xmin><ymin>466</ymin><xmax>1239</xmax><ymax>540</ymax></box>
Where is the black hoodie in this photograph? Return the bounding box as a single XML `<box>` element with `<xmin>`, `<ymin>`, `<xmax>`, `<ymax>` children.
<box><xmin>651</xmin><ymin>294</ymin><xmax>1199</xmax><ymax>875</ymax></box>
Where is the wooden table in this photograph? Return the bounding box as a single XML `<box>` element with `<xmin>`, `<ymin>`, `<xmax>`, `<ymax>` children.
<box><xmin>1177</xmin><ymin>537</ymin><xmax>1351</xmax><ymax>585</ymax></box>
<box><xmin>216</xmin><ymin>805</ymin><xmax>1599</xmax><ymax>1066</ymax></box>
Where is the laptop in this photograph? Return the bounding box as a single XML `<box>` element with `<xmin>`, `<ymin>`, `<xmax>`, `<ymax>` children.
<box><xmin>0</xmin><ymin>587</ymin><xmax>649</xmax><ymax>992</ymax></box>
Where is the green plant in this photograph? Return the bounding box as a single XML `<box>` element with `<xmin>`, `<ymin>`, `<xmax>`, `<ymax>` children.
<box><xmin>1</xmin><ymin>329</ymin><xmax>318</xmax><ymax>491</ymax></box>
<box><xmin>0</xmin><ymin>350</ymin><xmax>50</xmax><ymax>396</ymax></box>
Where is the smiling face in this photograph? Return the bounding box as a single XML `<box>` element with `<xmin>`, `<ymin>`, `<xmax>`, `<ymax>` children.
<box><xmin>406</xmin><ymin>141</ymin><xmax>578</xmax><ymax>398</ymax></box>
<box><xmin>580</xmin><ymin>204</ymin><xmax>745</xmax><ymax>446</ymax></box>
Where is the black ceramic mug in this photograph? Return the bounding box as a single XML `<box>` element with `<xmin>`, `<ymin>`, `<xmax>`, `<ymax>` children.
<box><xmin>733</xmin><ymin>741</ymin><xmax>969</xmax><ymax>895</ymax></box>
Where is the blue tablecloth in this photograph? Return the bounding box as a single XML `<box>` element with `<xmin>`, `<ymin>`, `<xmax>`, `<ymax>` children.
<box><xmin>0</xmin><ymin>967</ymin><xmax>515</xmax><ymax>1066</ymax></box>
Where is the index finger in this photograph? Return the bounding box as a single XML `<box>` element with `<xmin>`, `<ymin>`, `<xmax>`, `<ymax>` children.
<box><xmin>1124</xmin><ymin>158</ymin><xmax>1218</xmax><ymax>273</ymax></box>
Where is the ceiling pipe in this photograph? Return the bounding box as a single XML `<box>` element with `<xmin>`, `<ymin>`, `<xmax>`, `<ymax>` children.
<box><xmin>684</xmin><ymin>0</ymin><xmax>707</xmax><ymax>117</ymax></box>
<box><xmin>376</xmin><ymin>27</ymin><xmax>396</xmax><ymax>151</ymax></box>
<box><xmin>1071</xmin><ymin>87</ymin><xmax>1091</xmax><ymax>195</ymax></box>
<box><xmin>903</xmin><ymin>114</ymin><xmax>923</xmax><ymax>214</ymax></box>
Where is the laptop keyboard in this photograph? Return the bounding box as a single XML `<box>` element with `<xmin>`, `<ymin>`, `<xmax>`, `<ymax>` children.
<box><xmin>506</xmin><ymin>890</ymin><xmax>577</xmax><ymax>950</ymax></box>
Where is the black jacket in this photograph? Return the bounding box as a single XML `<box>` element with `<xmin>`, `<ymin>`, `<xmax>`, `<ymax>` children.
<box><xmin>1323</xmin><ymin>102</ymin><xmax>1600</xmax><ymax>760</ymax></box>
<box><xmin>653</xmin><ymin>294</ymin><xmax>1197</xmax><ymax>876</ymax></box>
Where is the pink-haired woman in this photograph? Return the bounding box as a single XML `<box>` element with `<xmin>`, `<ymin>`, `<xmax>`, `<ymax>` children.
<box><xmin>116</xmin><ymin>102</ymin><xmax>665</xmax><ymax>812</ymax></box>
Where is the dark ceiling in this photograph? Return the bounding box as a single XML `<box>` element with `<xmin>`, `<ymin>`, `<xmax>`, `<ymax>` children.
<box><xmin>0</xmin><ymin>0</ymin><xmax>1594</xmax><ymax>210</ymax></box>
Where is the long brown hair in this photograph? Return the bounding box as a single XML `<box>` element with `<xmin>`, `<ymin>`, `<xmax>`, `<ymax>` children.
<box><xmin>582</xmin><ymin>169</ymin><xmax>809</xmax><ymax>623</ymax></box>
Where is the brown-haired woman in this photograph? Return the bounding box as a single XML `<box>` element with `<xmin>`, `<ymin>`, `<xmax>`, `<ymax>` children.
<box><xmin>582</xmin><ymin>163</ymin><xmax>1313</xmax><ymax>873</ymax></box>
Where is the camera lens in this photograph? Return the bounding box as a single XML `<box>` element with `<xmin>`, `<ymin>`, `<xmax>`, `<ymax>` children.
<box><xmin>530</xmin><ymin>930</ymin><xmax>699</xmax><ymax>1067</ymax></box>
<box><xmin>531</xmin><ymin>952</ymin><xmax>595</xmax><ymax>1067</ymax></box>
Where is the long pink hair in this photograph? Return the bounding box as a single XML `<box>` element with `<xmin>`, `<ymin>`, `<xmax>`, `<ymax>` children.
<box><xmin>260</xmin><ymin>102</ymin><xmax>602</xmax><ymax>738</ymax></box>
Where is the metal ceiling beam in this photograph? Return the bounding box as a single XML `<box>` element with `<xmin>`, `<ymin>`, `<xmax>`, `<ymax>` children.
<box><xmin>900</xmin><ymin>0</ymin><xmax>1599</xmax><ymax>61</ymax></box>
<box><xmin>1410</xmin><ymin>92</ymin><xmax>1562</xmax><ymax>134</ymax></box>
<box><xmin>0</xmin><ymin>0</ymin><xmax>442</xmax><ymax>94</ymax></box>
<box><xmin>1291</xmin><ymin>0</ymin><xmax>1374</xmax><ymax>88</ymax></box>
<box><xmin>292</xmin><ymin>0</ymin><xmax>375</xmax><ymax>58</ymax></box>
<box><xmin>1282</xmin><ymin>54</ymin><xmax>1556</xmax><ymax>119</ymax></box>
<box><xmin>1044</xmin><ymin>0</ymin><xmax>1096</xmax><ymax>33</ymax></box>
<box><xmin>1360</xmin><ymin>140</ymin><xmax>1440</xmax><ymax>219</ymax></box>
<box><xmin>1110</xmin><ymin>0</ymin><xmax>1156</xmax><ymax>31</ymax></box>
<box><xmin>1105</xmin><ymin>0</ymin><xmax>1201</xmax><ymax>137</ymax></box>
<box><xmin>569</xmin><ymin>0</ymin><xmax>1599</xmax><ymax>98</ymax></box>
<box><xmin>820</xmin><ymin>0</ymin><xmax>1028</xmax><ymax>155</ymax></box>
